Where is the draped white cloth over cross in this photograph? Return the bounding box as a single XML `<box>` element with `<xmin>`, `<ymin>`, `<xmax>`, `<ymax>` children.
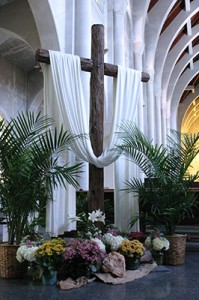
<box><xmin>42</xmin><ymin>50</ymin><xmax>141</xmax><ymax>236</ymax></box>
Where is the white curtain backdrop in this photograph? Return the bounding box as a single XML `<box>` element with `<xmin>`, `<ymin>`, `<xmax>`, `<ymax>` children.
<box><xmin>42</xmin><ymin>50</ymin><xmax>141</xmax><ymax>236</ymax></box>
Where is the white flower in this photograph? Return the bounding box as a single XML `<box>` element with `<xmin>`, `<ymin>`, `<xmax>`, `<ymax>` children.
<box><xmin>88</xmin><ymin>209</ymin><xmax>105</xmax><ymax>224</ymax></box>
<box><xmin>88</xmin><ymin>211</ymin><xmax>98</xmax><ymax>222</ymax></box>
<box><xmin>152</xmin><ymin>238</ymin><xmax>165</xmax><ymax>251</ymax></box>
<box><xmin>24</xmin><ymin>246</ymin><xmax>38</xmax><ymax>262</ymax></box>
<box><xmin>103</xmin><ymin>233</ymin><xmax>124</xmax><ymax>251</ymax></box>
<box><xmin>91</xmin><ymin>237</ymin><xmax>106</xmax><ymax>252</ymax></box>
<box><xmin>145</xmin><ymin>236</ymin><xmax>152</xmax><ymax>248</ymax></box>
<box><xmin>161</xmin><ymin>237</ymin><xmax>170</xmax><ymax>251</ymax></box>
<box><xmin>16</xmin><ymin>245</ymin><xmax>27</xmax><ymax>263</ymax></box>
<box><xmin>145</xmin><ymin>233</ymin><xmax>170</xmax><ymax>252</ymax></box>
<box><xmin>67</xmin><ymin>215</ymin><xmax>82</xmax><ymax>223</ymax></box>
<box><xmin>97</xmin><ymin>214</ymin><xmax>105</xmax><ymax>224</ymax></box>
<box><xmin>16</xmin><ymin>245</ymin><xmax>38</xmax><ymax>263</ymax></box>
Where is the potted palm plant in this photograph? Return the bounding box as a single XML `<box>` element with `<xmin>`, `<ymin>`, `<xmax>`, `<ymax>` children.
<box><xmin>117</xmin><ymin>123</ymin><xmax>199</xmax><ymax>265</ymax></box>
<box><xmin>0</xmin><ymin>111</ymin><xmax>82</xmax><ymax>278</ymax></box>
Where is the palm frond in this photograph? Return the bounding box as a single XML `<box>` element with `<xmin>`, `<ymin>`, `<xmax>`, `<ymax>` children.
<box><xmin>116</xmin><ymin>122</ymin><xmax>199</xmax><ymax>235</ymax></box>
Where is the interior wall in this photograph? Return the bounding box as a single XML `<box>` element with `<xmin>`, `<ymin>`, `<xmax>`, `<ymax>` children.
<box><xmin>27</xmin><ymin>69</ymin><xmax>43</xmax><ymax>113</ymax></box>
<box><xmin>0</xmin><ymin>55</ymin><xmax>27</xmax><ymax>119</ymax></box>
<box><xmin>0</xmin><ymin>0</ymin><xmax>43</xmax><ymax>120</ymax></box>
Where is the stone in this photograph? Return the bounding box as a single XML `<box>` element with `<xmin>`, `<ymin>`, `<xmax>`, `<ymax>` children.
<box><xmin>102</xmin><ymin>251</ymin><xmax>126</xmax><ymax>278</ymax></box>
<box><xmin>140</xmin><ymin>250</ymin><xmax>153</xmax><ymax>263</ymax></box>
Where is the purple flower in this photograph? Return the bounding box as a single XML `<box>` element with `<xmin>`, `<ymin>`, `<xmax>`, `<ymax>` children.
<box><xmin>63</xmin><ymin>239</ymin><xmax>106</xmax><ymax>265</ymax></box>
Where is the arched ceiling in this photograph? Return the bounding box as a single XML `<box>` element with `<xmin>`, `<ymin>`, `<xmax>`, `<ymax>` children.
<box><xmin>0</xmin><ymin>0</ymin><xmax>198</xmax><ymax>132</ymax></box>
<box><xmin>0</xmin><ymin>0</ymin><xmax>40</xmax><ymax>72</ymax></box>
<box><xmin>148</xmin><ymin>0</ymin><xmax>199</xmax><ymax>132</ymax></box>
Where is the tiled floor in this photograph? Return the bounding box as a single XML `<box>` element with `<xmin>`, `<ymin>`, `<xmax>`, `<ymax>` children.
<box><xmin>0</xmin><ymin>249</ymin><xmax>198</xmax><ymax>300</ymax></box>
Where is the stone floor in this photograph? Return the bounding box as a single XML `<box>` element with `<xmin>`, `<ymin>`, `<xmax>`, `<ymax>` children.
<box><xmin>0</xmin><ymin>249</ymin><xmax>198</xmax><ymax>300</ymax></box>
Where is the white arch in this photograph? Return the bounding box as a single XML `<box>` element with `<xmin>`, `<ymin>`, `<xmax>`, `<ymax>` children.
<box><xmin>145</xmin><ymin>0</ymin><xmax>176</xmax><ymax>70</ymax></box>
<box><xmin>178</xmin><ymin>87</ymin><xmax>199</xmax><ymax>130</ymax></box>
<box><xmin>144</xmin><ymin>0</ymin><xmax>176</xmax><ymax>142</ymax></box>
<box><xmin>154</xmin><ymin>1</ymin><xmax>198</xmax><ymax>83</ymax></box>
<box><xmin>167</xmin><ymin>46</ymin><xmax>199</xmax><ymax>107</ymax></box>
<box><xmin>162</xmin><ymin>25</ymin><xmax>199</xmax><ymax>98</ymax></box>
<box><xmin>181</xmin><ymin>95</ymin><xmax>199</xmax><ymax>132</ymax></box>
<box><xmin>28</xmin><ymin>0</ymin><xmax>60</xmax><ymax>50</ymax></box>
<box><xmin>170</xmin><ymin>61</ymin><xmax>199</xmax><ymax>130</ymax></box>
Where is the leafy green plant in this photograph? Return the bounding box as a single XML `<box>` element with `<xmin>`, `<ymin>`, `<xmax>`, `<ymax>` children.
<box><xmin>117</xmin><ymin>123</ymin><xmax>199</xmax><ymax>235</ymax></box>
<box><xmin>0</xmin><ymin>111</ymin><xmax>82</xmax><ymax>244</ymax></box>
<box><xmin>76</xmin><ymin>191</ymin><xmax>114</xmax><ymax>226</ymax></box>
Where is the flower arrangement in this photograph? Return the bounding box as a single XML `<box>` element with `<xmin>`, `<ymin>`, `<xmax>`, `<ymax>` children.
<box><xmin>144</xmin><ymin>230</ymin><xmax>170</xmax><ymax>252</ymax></box>
<box><xmin>128</xmin><ymin>231</ymin><xmax>147</xmax><ymax>243</ymax></box>
<box><xmin>118</xmin><ymin>239</ymin><xmax>145</xmax><ymax>259</ymax></box>
<box><xmin>102</xmin><ymin>232</ymin><xmax>124</xmax><ymax>251</ymax></box>
<box><xmin>16</xmin><ymin>233</ymin><xmax>44</xmax><ymax>263</ymax></box>
<box><xmin>34</xmin><ymin>238</ymin><xmax>66</xmax><ymax>278</ymax></box>
<box><xmin>64</xmin><ymin>238</ymin><xmax>106</xmax><ymax>265</ymax></box>
<box><xmin>90</xmin><ymin>237</ymin><xmax>106</xmax><ymax>252</ymax></box>
<box><xmin>68</xmin><ymin>209</ymin><xmax>105</xmax><ymax>238</ymax></box>
<box><xmin>63</xmin><ymin>238</ymin><xmax>106</xmax><ymax>277</ymax></box>
<box><xmin>20</xmin><ymin>233</ymin><xmax>44</xmax><ymax>246</ymax></box>
<box><xmin>16</xmin><ymin>244</ymin><xmax>38</xmax><ymax>263</ymax></box>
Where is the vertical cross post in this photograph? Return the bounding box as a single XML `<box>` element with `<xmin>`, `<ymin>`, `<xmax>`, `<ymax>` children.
<box><xmin>35</xmin><ymin>24</ymin><xmax>150</xmax><ymax>215</ymax></box>
<box><xmin>88</xmin><ymin>24</ymin><xmax>104</xmax><ymax>212</ymax></box>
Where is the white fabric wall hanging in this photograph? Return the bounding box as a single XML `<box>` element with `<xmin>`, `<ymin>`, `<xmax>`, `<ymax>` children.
<box><xmin>42</xmin><ymin>50</ymin><xmax>141</xmax><ymax>236</ymax></box>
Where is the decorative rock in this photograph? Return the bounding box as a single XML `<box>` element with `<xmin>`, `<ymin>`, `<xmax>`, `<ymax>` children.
<box><xmin>140</xmin><ymin>250</ymin><xmax>153</xmax><ymax>263</ymax></box>
<box><xmin>102</xmin><ymin>251</ymin><xmax>126</xmax><ymax>277</ymax></box>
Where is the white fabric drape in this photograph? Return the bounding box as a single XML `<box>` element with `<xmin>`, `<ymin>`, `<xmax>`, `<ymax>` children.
<box><xmin>42</xmin><ymin>50</ymin><xmax>141</xmax><ymax>236</ymax></box>
<box><xmin>45</xmin><ymin>50</ymin><xmax>141</xmax><ymax>167</ymax></box>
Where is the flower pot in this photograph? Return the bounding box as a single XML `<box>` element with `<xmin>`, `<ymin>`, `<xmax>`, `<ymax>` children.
<box><xmin>164</xmin><ymin>234</ymin><xmax>187</xmax><ymax>265</ymax></box>
<box><xmin>0</xmin><ymin>244</ymin><xmax>26</xmax><ymax>278</ymax></box>
<box><xmin>69</xmin><ymin>263</ymin><xmax>93</xmax><ymax>279</ymax></box>
<box><xmin>152</xmin><ymin>250</ymin><xmax>164</xmax><ymax>265</ymax></box>
<box><xmin>42</xmin><ymin>271</ymin><xmax>57</xmax><ymax>286</ymax></box>
<box><xmin>125</xmin><ymin>257</ymin><xmax>140</xmax><ymax>270</ymax></box>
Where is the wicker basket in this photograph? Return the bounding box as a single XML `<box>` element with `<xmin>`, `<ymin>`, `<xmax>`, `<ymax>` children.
<box><xmin>0</xmin><ymin>244</ymin><xmax>25</xmax><ymax>278</ymax></box>
<box><xmin>164</xmin><ymin>234</ymin><xmax>187</xmax><ymax>265</ymax></box>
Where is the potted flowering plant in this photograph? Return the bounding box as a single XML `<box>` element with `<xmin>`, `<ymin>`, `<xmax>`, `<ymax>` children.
<box><xmin>128</xmin><ymin>231</ymin><xmax>147</xmax><ymax>243</ymax></box>
<box><xmin>102</xmin><ymin>232</ymin><xmax>124</xmax><ymax>252</ymax></box>
<box><xmin>145</xmin><ymin>230</ymin><xmax>170</xmax><ymax>252</ymax></box>
<box><xmin>16</xmin><ymin>233</ymin><xmax>44</xmax><ymax>280</ymax></box>
<box><xmin>34</xmin><ymin>238</ymin><xmax>66</xmax><ymax>285</ymax></box>
<box><xmin>144</xmin><ymin>230</ymin><xmax>170</xmax><ymax>265</ymax></box>
<box><xmin>16</xmin><ymin>233</ymin><xmax>44</xmax><ymax>262</ymax></box>
<box><xmin>63</xmin><ymin>238</ymin><xmax>106</xmax><ymax>279</ymax></box>
<box><xmin>118</xmin><ymin>239</ymin><xmax>145</xmax><ymax>270</ymax></box>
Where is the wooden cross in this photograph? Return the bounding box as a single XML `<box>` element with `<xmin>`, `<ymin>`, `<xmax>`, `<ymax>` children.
<box><xmin>36</xmin><ymin>24</ymin><xmax>150</xmax><ymax>213</ymax></box>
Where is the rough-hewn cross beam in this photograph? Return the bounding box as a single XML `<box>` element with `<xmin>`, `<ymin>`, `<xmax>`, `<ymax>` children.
<box><xmin>36</xmin><ymin>51</ymin><xmax>150</xmax><ymax>82</ymax></box>
<box><xmin>36</xmin><ymin>24</ymin><xmax>150</xmax><ymax>213</ymax></box>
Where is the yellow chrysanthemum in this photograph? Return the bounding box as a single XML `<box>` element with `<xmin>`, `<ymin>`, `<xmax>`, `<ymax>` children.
<box><xmin>118</xmin><ymin>239</ymin><xmax>144</xmax><ymax>258</ymax></box>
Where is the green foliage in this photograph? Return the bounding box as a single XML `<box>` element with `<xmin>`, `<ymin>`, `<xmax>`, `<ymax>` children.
<box><xmin>0</xmin><ymin>111</ymin><xmax>82</xmax><ymax>244</ymax></box>
<box><xmin>76</xmin><ymin>191</ymin><xmax>114</xmax><ymax>227</ymax></box>
<box><xmin>117</xmin><ymin>123</ymin><xmax>199</xmax><ymax>235</ymax></box>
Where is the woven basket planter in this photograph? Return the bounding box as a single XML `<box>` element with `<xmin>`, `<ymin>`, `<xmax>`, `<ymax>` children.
<box><xmin>164</xmin><ymin>234</ymin><xmax>187</xmax><ymax>265</ymax></box>
<box><xmin>0</xmin><ymin>244</ymin><xmax>25</xmax><ymax>278</ymax></box>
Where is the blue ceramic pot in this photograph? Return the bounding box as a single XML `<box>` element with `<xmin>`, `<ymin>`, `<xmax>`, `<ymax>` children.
<box><xmin>42</xmin><ymin>271</ymin><xmax>57</xmax><ymax>286</ymax></box>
